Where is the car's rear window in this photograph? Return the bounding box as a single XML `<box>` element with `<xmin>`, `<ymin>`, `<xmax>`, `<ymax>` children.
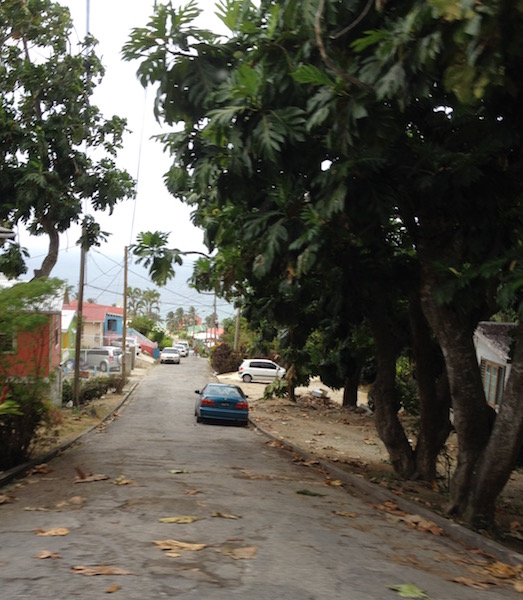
<box><xmin>205</xmin><ymin>385</ymin><xmax>243</xmax><ymax>398</ymax></box>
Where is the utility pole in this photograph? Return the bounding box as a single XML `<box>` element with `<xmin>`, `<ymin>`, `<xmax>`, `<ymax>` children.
<box><xmin>73</xmin><ymin>222</ymin><xmax>87</xmax><ymax>407</ymax></box>
<box><xmin>121</xmin><ymin>246</ymin><xmax>128</xmax><ymax>376</ymax></box>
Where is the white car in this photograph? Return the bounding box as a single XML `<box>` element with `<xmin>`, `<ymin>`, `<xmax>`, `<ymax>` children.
<box><xmin>160</xmin><ymin>347</ymin><xmax>180</xmax><ymax>364</ymax></box>
<box><xmin>113</xmin><ymin>337</ymin><xmax>142</xmax><ymax>355</ymax></box>
<box><xmin>173</xmin><ymin>343</ymin><xmax>188</xmax><ymax>357</ymax></box>
<box><xmin>238</xmin><ymin>359</ymin><xmax>286</xmax><ymax>383</ymax></box>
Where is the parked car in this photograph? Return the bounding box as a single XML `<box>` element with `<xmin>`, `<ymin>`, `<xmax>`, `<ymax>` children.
<box><xmin>238</xmin><ymin>359</ymin><xmax>286</xmax><ymax>383</ymax></box>
<box><xmin>113</xmin><ymin>336</ymin><xmax>142</xmax><ymax>354</ymax></box>
<box><xmin>81</xmin><ymin>347</ymin><xmax>122</xmax><ymax>372</ymax></box>
<box><xmin>194</xmin><ymin>383</ymin><xmax>249</xmax><ymax>425</ymax></box>
<box><xmin>176</xmin><ymin>341</ymin><xmax>190</xmax><ymax>354</ymax></box>
<box><xmin>173</xmin><ymin>343</ymin><xmax>188</xmax><ymax>357</ymax></box>
<box><xmin>160</xmin><ymin>347</ymin><xmax>180</xmax><ymax>364</ymax></box>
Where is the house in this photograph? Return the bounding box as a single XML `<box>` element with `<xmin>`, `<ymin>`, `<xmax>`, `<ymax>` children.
<box><xmin>474</xmin><ymin>321</ymin><xmax>516</xmax><ymax>410</ymax></box>
<box><xmin>61</xmin><ymin>309</ymin><xmax>76</xmax><ymax>365</ymax></box>
<box><xmin>62</xmin><ymin>301</ymin><xmax>124</xmax><ymax>348</ymax></box>
<box><xmin>0</xmin><ymin>277</ymin><xmax>64</xmax><ymax>406</ymax></box>
<box><xmin>62</xmin><ymin>301</ymin><xmax>157</xmax><ymax>358</ymax></box>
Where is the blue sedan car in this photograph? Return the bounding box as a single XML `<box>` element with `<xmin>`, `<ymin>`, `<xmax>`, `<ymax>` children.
<box><xmin>194</xmin><ymin>383</ymin><xmax>249</xmax><ymax>426</ymax></box>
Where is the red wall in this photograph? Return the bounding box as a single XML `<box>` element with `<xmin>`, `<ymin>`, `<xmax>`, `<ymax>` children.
<box><xmin>4</xmin><ymin>314</ymin><xmax>61</xmax><ymax>379</ymax></box>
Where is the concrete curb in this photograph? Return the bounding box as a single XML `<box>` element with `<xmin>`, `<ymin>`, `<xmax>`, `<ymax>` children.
<box><xmin>250</xmin><ymin>418</ymin><xmax>523</xmax><ymax>567</ymax></box>
<box><xmin>0</xmin><ymin>381</ymin><xmax>140</xmax><ymax>489</ymax></box>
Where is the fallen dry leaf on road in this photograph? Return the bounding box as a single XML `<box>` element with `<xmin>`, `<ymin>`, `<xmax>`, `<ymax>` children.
<box><xmin>56</xmin><ymin>495</ymin><xmax>86</xmax><ymax>509</ymax></box>
<box><xmin>28</xmin><ymin>464</ymin><xmax>52</xmax><ymax>475</ymax></box>
<box><xmin>0</xmin><ymin>494</ymin><xmax>15</xmax><ymax>504</ymax></box>
<box><xmin>401</xmin><ymin>514</ymin><xmax>444</xmax><ymax>536</ymax></box>
<box><xmin>169</xmin><ymin>469</ymin><xmax>189</xmax><ymax>474</ymax></box>
<box><xmin>333</xmin><ymin>510</ymin><xmax>357</xmax><ymax>518</ymax></box>
<box><xmin>35</xmin><ymin>528</ymin><xmax>69</xmax><ymax>536</ymax></box>
<box><xmin>484</xmin><ymin>561</ymin><xmax>522</xmax><ymax>579</ymax></box>
<box><xmin>184</xmin><ymin>488</ymin><xmax>201</xmax><ymax>495</ymax></box>
<box><xmin>388</xmin><ymin>582</ymin><xmax>428</xmax><ymax>598</ymax></box>
<box><xmin>212</xmin><ymin>512</ymin><xmax>241</xmax><ymax>519</ymax></box>
<box><xmin>325</xmin><ymin>479</ymin><xmax>343</xmax><ymax>486</ymax></box>
<box><xmin>72</xmin><ymin>565</ymin><xmax>131</xmax><ymax>576</ymax></box>
<box><xmin>154</xmin><ymin>539</ymin><xmax>207</xmax><ymax>554</ymax></box>
<box><xmin>218</xmin><ymin>545</ymin><xmax>257</xmax><ymax>560</ymax></box>
<box><xmin>515</xmin><ymin>579</ymin><xmax>523</xmax><ymax>592</ymax></box>
<box><xmin>113</xmin><ymin>475</ymin><xmax>134</xmax><ymax>486</ymax></box>
<box><xmin>23</xmin><ymin>506</ymin><xmax>50</xmax><ymax>512</ymax></box>
<box><xmin>158</xmin><ymin>516</ymin><xmax>202</xmax><ymax>524</ymax></box>
<box><xmin>105</xmin><ymin>584</ymin><xmax>121</xmax><ymax>593</ymax></box>
<box><xmin>74</xmin><ymin>473</ymin><xmax>110</xmax><ymax>484</ymax></box>
<box><xmin>35</xmin><ymin>550</ymin><xmax>61</xmax><ymax>559</ymax></box>
<box><xmin>450</xmin><ymin>576</ymin><xmax>492</xmax><ymax>589</ymax></box>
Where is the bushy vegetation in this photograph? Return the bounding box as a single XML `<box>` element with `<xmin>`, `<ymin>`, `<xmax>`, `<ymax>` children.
<box><xmin>0</xmin><ymin>378</ymin><xmax>50</xmax><ymax>470</ymax></box>
<box><xmin>210</xmin><ymin>343</ymin><xmax>243</xmax><ymax>374</ymax></box>
<box><xmin>263</xmin><ymin>378</ymin><xmax>288</xmax><ymax>400</ymax></box>
<box><xmin>62</xmin><ymin>375</ymin><xmax>126</xmax><ymax>406</ymax></box>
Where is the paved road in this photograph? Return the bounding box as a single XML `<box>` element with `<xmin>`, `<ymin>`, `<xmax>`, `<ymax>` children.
<box><xmin>0</xmin><ymin>357</ymin><xmax>519</xmax><ymax>599</ymax></box>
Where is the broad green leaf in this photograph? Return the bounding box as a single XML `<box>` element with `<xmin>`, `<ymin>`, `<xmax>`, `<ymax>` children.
<box><xmin>350</xmin><ymin>29</ymin><xmax>389</xmax><ymax>53</ymax></box>
<box><xmin>293</xmin><ymin>64</ymin><xmax>334</xmax><ymax>87</ymax></box>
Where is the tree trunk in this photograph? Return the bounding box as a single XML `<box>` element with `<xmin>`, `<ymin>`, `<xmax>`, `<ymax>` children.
<box><xmin>32</xmin><ymin>216</ymin><xmax>59</xmax><ymax>279</ymax></box>
<box><xmin>409</xmin><ymin>294</ymin><xmax>452</xmax><ymax>481</ymax></box>
<box><xmin>368</xmin><ymin>310</ymin><xmax>416</xmax><ymax>478</ymax></box>
<box><xmin>462</xmin><ymin>322</ymin><xmax>523</xmax><ymax>527</ymax></box>
<box><xmin>342</xmin><ymin>369</ymin><xmax>360</xmax><ymax>407</ymax></box>
<box><xmin>419</xmin><ymin>268</ymin><xmax>491</xmax><ymax>515</ymax></box>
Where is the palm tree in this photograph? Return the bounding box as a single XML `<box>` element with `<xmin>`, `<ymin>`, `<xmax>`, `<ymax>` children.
<box><xmin>126</xmin><ymin>287</ymin><xmax>145</xmax><ymax>319</ymax></box>
<box><xmin>142</xmin><ymin>288</ymin><xmax>161</xmax><ymax>322</ymax></box>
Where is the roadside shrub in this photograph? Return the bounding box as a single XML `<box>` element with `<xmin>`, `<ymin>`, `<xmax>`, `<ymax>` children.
<box><xmin>0</xmin><ymin>378</ymin><xmax>50</xmax><ymax>470</ymax></box>
<box><xmin>62</xmin><ymin>375</ymin><xmax>126</xmax><ymax>405</ymax></box>
<box><xmin>263</xmin><ymin>378</ymin><xmax>288</xmax><ymax>400</ymax></box>
<box><xmin>210</xmin><ymin>343</ymin><xmax>243</xmax><ymax>374</ymax></box>
<box><xmin>62</xmin><ymin>379</ymin><xmax>73</xmax><ymax>405</ymax></box>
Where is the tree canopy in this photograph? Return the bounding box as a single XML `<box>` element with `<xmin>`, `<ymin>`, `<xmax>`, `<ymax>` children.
<box><xmin>123</xmin><ymin>0</ymin><xmax>523</xmax><ymax>528</ymax></box>
<box><xmin>0</xmin><ymin>0</ymin><xmax>135</xmax><ymax>279</ymax></box>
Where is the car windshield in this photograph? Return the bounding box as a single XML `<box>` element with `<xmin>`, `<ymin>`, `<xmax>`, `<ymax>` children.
<box><xmin>205</xmin><ymin>385</ymin><xmax>243</xmax><ymax>398</ymax></box>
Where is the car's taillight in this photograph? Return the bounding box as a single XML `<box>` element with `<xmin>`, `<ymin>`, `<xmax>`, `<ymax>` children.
<box><xmin>236</xmin><ymin>401</ymin><xmax>248</xmax><ymax>410</ymax></box>
<box><xmin>201</xmin><ymin>398</ymin><xmax>215</xmax><ymax>406</ymax></box>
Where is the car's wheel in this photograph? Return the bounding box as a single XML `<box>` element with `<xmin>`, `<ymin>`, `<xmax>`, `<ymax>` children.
<box><xmin>99</xmin><ymin>361</ymin><xmax>108</xmax><ymax>373</ymax></box>
<box><xmin>242</xmin><ymin>374</ymin><xmax>252</xmax><ymax>383</ymax></box>
<box><xmin>196</xmin><ymin>415</ymin><xmax>203</xmax><ymax>423</ymax></box>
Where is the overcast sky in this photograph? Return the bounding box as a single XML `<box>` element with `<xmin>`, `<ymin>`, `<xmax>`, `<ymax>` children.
<box><xmin>19</xmin><ymin>1</ymin><xmax>234</xmax><ymax>322</ymax></box>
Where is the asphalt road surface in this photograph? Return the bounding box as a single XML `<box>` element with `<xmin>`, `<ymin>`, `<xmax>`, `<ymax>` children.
<box><xmin>0</xmin><ymin>356</ymin><xmax>519</xmax><ymax>599</ymax></box>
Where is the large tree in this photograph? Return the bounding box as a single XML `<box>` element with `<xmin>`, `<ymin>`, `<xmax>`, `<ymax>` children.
<box><xmin>0</xmin><ymin>0</ymin><xmax>135</xmax><ymax>279</ymax></box>
<box><xmin>123</xmin><ymin>0</ymin><xmax>523</xmax><ymax>528</ymax></box>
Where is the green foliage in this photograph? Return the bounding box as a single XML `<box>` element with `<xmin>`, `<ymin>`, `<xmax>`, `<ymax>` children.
<box><xmin>0</xmin><ymin>378</ymin><xmax>50</xmax><ymax>470</ymax></box>
<box><xmin>0</xmin><ymin>0</ymin><xmax>135</xmax><ymax>278</ymax></box>
<box><xmin>395</xmin><ymin>356</ymin><xmax>419</xmax><ymax>416</ymax></box>
<box><xmin>124</xmin><ymin>0</ymin><xmax>523</xmax><ymax>521</ymax></box>
<box><xmin>263</xmin><ymin>377</ymin><xmax>288</xmax><ymax>400</ymax></box>
<box><xmin>62</xmin><ymin>374</ymin><xmax>125</xmax><ymax>406</ymax></box>
<box><xmin>210</xmin><ymin>342</ymin><xmax>243</xmax><ymax>374</ymax></box>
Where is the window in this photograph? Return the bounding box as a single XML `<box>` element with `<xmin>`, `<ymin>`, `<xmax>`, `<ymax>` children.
<box><xmin>480</xmin><ymin>359</ymin><xmax>505</xmax><ymax>408</ymax></box>
<box><xmin>0</xmin><ymin>332</ymin><xmax>15</xmax><ymax>353</ymax></box>
<box><xmin>55</xmin><ymin>316</ymin><xmax>60</xmax><ymax>347</ymax></box>
<box><xmin>107</xmin><ymin>319</ymin><xmax>117</xmax><ymax>332</ymax></box>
